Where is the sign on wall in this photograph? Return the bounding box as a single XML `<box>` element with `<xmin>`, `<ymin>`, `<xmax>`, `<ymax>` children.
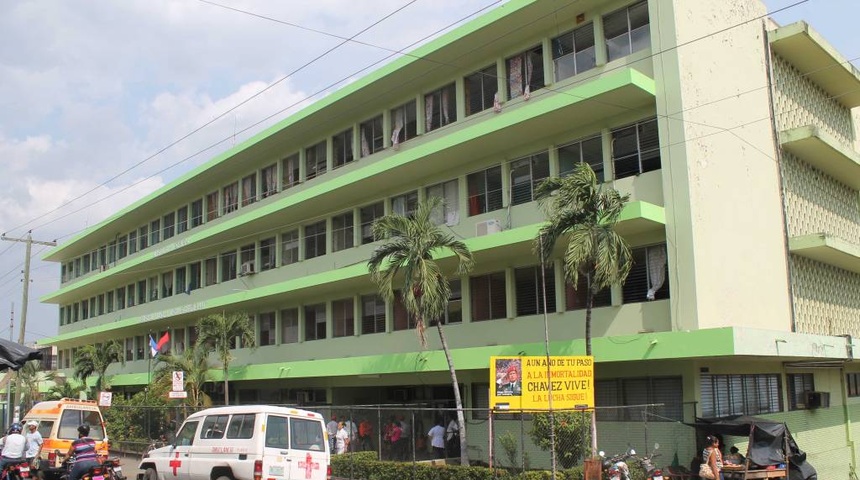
<box><xmin>489</xmin><ymin>356</ymin><xmax>594</xmax><ymax>411</ymax></box>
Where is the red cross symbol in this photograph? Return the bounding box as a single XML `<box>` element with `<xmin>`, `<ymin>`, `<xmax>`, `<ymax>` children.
<box><xmin>169</xmin><ymin>451</ymin><xmax>182</xmax><ymax>476</ymax></box>
<box><xmin>297</xmin><ymin>453</ymin><xmax>319</xmax><ymax>479</ymax></box>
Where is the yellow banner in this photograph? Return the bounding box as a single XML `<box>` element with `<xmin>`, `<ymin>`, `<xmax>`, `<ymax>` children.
<box><xmin>489</xmin><ymin>356</ymin><xmax>594</xmax><ymax>411</ymax></box>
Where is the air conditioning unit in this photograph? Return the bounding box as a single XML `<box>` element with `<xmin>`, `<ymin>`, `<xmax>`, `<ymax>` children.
<box><xmin>240</xmin><ymin>261</ymin><xmax>255</xmax><ymax>276</ymax></box>
<box><xmin>476</xmin><ymin>219</ymin><xmax>502</xmax><ymax>237</ymax></box>
<box><xmin>803</xmin><ymin>391</ymin><xmax>830</xmax><ymax>409</ymax></box>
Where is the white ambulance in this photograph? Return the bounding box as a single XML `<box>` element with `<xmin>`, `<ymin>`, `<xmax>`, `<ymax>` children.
<box><xmin>138</xmin><ymin>406</ymin><xmax>329</xmax><ymax>480</ymax></box>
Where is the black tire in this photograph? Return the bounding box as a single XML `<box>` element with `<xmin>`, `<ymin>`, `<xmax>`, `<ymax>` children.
<box><xmin>214</xmin><ymin>476</ymin><xmax>233</xmax><ymax>480</ymax></box>
<box><xmin>144</xmin><ymin>468</ymin><xmax>158</xmax><ymax>480</ymax></box>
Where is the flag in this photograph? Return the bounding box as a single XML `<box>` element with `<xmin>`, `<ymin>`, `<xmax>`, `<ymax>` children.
<box><xmin>150</xmin><ymin>332</ymin><xmax>170</xmax><ymax>358</ymax></box>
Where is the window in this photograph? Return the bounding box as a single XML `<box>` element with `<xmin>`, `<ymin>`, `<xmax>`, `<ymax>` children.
<box><xmin>622</xmin><ymin>243</ymin><xmax>669</xmax><ymax>303</ymax></box>
<box><xmin>332</xmin><ymin>299</ymin><xmax>354</xmax><ymax>338</ymax></box>
<box><xmin>162</xmin><ymin>271</ymin><xmax>173</xmax><ymax>298</ymax></box>
<box><xmin>149</xmin><ymin>276</ymin><xmax>159</xmax><ymax>301</ymax></box>
<box><xmin>596</xmin><ymin>376</ymin><xmax>683</xmax><ymax>421</ymax></box>
<box><xmin>787</xmin><ymin>373</ymin><xmax>815</xmax><ymax>410</ymax></box>
<box><xmin>176</xmin><ymin>267</ymin><xmax>187</xmax><ymax>295</ymax></box>
<box><xmin>559</xmin><ymin>135</ymin><xmax>603</xmax><ymax>181</ymax></box>
<box><xmin>304</xmin><ymin>221</ymin><xmax>326</xmax><ymax>260</ymax></box>
<box><xmin>360</xmin><ymin>202</ymin><xmax>384</xmax><ymax>245</ymax></box>
<box><xmin>515</xmin><ymin>265</ymin><xmax>556</xmax><ymax>316</ymax></box>
<box><xmin>242</xmin><ymin>174</ymin><xmax>257</xmax><ymax>206</ymax></box>
<box><xmin>333</xmin><ymin>128</ymin><xmax>354</xmax><ymax>168</ymax></box>
<box><xmin>226</xmin><ymin>414</ymin><xmax>256</xmax><ymax>439</ymax></box>
<box><xmin>510</xmin><ymin>151</ymin><xmax>550</xmax><ymax>206</ymax></box>
<box><xmin>393</xmin><ymin>291</ymin><xmax>415</xmax><ymax>331</ymax></box>
<box><xmin>471</xmin><ymin>272</ymin><xmax>507</xmax><ymax>321</ymax></box>
<box><xmin>282</xmin><ymin>154</ymin><xmax>300</xmax><ymax>190</ymax></box>
<box><xmin>206</xmin><ymin>191</ymin><xmax>219</xmax><ymax>221</ymax></box>
<box><xmin>201</xmin><ymin>414</ymin><xmax>229</xmax><ymax>439</ymax></box>
<box><xmin>177</xmin><ymin>206</ymin><xmax>188</xmax><ymax>234</ymax></box>
<box><xmin>189</xmin><ymin>262</ymin><xmax>201</xmax><ymax>291</ymax></box>
<box><xmin>281</xmin><ymin>230</ymin><xmax>299</xmax><ymax>266</ymax></box>
<box><xmin>506</xmin><ymin>45</ymin><xmax>545</xmax><ymax>100</ymax></box>
<box><xmin>425</xmin><ymin>179</ymin><xmax>459</xmax><ymax>226</ymax></box>
<box><xmin>261</xmin><ymin>164</ymin><xmax>278</xmax><ymax>198</ymax></box>
<box><xmin>361</xmin><ymin>295</ymin><xmax>386</xmax><ymax>335</ymax></box>
<box><xmin>604</xmin><ymin>1</ymin><xmax>650</xmax><ymax>62</ymax></box>
<box><xmin>360</xmin><ymin>115</ymin><xmax>384</xmax><ymax>157</ymax></box>
<box><xmin>305</xmin><ymin>141</ymin><xmax>327</xmax><ymax>181</ymax></box>
<box><xmin>139</xmin><ymin>225</ymin><xmax>149</xmax><ymax>250</ymax></box>
<box><xmin>191</xmin><ymin>199</ymin><xmax>204</xmax><ymax>228</ymax></box>
<box><xmin>259</xmin><ymin>312</ymin><xmax>276</xmax><ymax>346</ymax></box>
<box><xmin>391</xmin><ymin>191</ymin><xmax>418</xmax><ymax>217</ymax></box>
<box><xmin>117</xmin><ymin>287</ymin><xmax>126</xmax><ymax>310</ymax></box>
<box><xmin>848</xmin><ymin>373</ymin><xmax>860</xmax><ymax>397</ymax></box>
<box><xmin>304</xmin><ymin>303</ymin><xmax>326</xmax><ymax>341</ymax></box>
<box><xmin>331</xmin><ymin>212</ymin><xmax>354</xmax><ymax>252</ymax></box>
<box><xmin>265</xmin><ymin>415</ymin><xmax>288</xmax><ymax>449</ymax></box>
<box><xmin>467</xmin><ymin>166</ymin><xmax>503</xmax><ymax>216</ymax></box>
<box><xmin>566</xmin><ymin>273</ymin><xmax>612</xmax><ymax>310</ymax></box>
<box><xmin>281</xmin><ymin>308</ymin><xmax>299</xmax><ymax>344</ymax></box>
<box><xmin>137</xmin><ymin>280</ymin><xmax>147</xmax><ymax>305</ymax></box>
<box><xmin>552</xmin><ymin>23</ymin><xmax>596</xmax><ymax>80</ymax></box>
<box><xmin>221</xmin><ymin>250</ymin><xmax>237</xmax><ymax>282</ymax></box>
<box><xmin>125</xmin><ymin>337</ymin><xmax>133</xmax><ymax>361</ymax></box>
<box><xmin>223</xmin><ymin>182</ymin><xmax>239</xmax><ymax>214</ymax></box>
<box><xmin>175</xmin><ymin>421</ymin><xmax>198</xmax><ymax>447</ymax></box>
<box><xmin>390</xmin><ymin>101</ymin><xmax>417</xmax><ymax>147</ymax></box>
<box><xmin>465</xmin><ymin>65</ymin><xmax>496</xmax><ymax>116</ymax></box>
<box><xmin>442</xmin><ymin>279</ymin><xmax>462</xmax><ymax>324</ymax></box>
<box><xmin>260</xmin><ymin>237</ymin><xmax>276</xmax><ymax>271</ymax></box>
<box><xmin>108</xmin><ymin>241</ymin><xmax>117</xmax><ymax>264</ymax></box>
<box><xmin>106</xmin><ymin>292</ymin><xmax>113</xmax><ymax>313</ymax></box>
<box><xmin>291</xmin><ymin>417</ymin><xmax>325</xmax><ymax>451</ymax></box>
<box><xmin>240</xmin><ymin>244</ymin><xmax>255</xmax><ymax>275</ymax></box>
<box><xmin>204</xmin><ymin>257</ymin><xmax>217</xmax><ymax>286</ymax></box>
<box><xmin>128</xmin><ymin>285</ymin><xmax>136</xmax><ymax>307</ymax></box>
<box><xmin>425</xmin><ymin>83</ymin><xmax>456</xmax><ymax>132</ymax></box>
<box><xmin>82</xmin><ymin>254</ymin><xmax>90</xmax><ymax>275</ymax></box>
<box><xmin>162</xmin><ymin>213</ymin><xmax>175</xmax><ymax>240</ymax></box>
<box><xmin>118</xmin><ymin>235</ymin><xmax>128</xmax><ymax>259</ymax></box>
<box><xmin>612</xmin><ymin>117</ymin><xmax>660</xmax><ymax>178</ymax></box>
<box><xmin>59</xmin><ymin>409</ymin><xmax>105</xmax><ymax>440</ymax></box>
<box><xmin>700</xmin><ymin>373</ymin><xmax>782</xmax><ymax>417</ymax></box>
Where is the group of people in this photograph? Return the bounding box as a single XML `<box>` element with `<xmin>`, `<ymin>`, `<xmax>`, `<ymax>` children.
<box><xmin>326</xmin><ymin>413</ymin><xmax>461</xmax><ymax>461</ymax></box>
<box><xmin>326</xmin><ymin>415</ymin><xmax>379</xmax><ymax>455</ymax></box>
<box><xmin>426</xmin><ymin>417</ymin><xmax>460</xmax><ymax>460</ymax></box>
<box><xmin>700</xmin><ymin>435</ymin><xmax>746</xmax><ymax>480</ymax></box>
<box><xmin>0</xmin><ymin>421</ymin><xmax>97</xmax><ymax>480</ymax></box>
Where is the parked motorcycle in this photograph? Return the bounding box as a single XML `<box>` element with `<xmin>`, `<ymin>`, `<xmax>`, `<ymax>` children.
<box><xmin>599</xmin><ymin>449</ymin><xmax>633</xmax><ymax>480</ymax></box>
<box><xmin>633</xmin><ymin>446</ymin><xmax>663</xmax><ymax>480</ymax></box>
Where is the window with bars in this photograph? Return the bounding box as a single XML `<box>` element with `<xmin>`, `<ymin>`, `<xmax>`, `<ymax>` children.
<box><xmin>390</xmin><ymin>101</ymin><xmax>417</xmax><ymax>147</ymax></box>
<box><xmin>506</xmin><ymin>45</ymin><xmax>545</xmax><ymax>100</ymax></box>
<box><xmin>391</xmin><ymin>191</ymin><xmax>418</xmax><ymax>218</ymax></box>
<box><xmin>261</xmin><ymin>164</ymin><xmax>278</xmax><ymax>198</ymax></box>
<box><xmin>177</xmin><ymin>206</ymin><xmax>188</xmax><ymax>234</ymax></box>
<box><xmin>566</xmin><ymin>273</ymin><xmax>612</xmax><ymax>310</ymax></box>
<box><xmin>361</xmin><ymin>295</ymin><xmax>386</xmax><ymax>335</ymax></box>
<box><xmin>552</xmin><ymin>22</ymin><xmax>596</xmax><ymax>81</ymax></box>
<box><xmin>604</xmin><ymin>0</ymin><xmax>651</xmax><ymax>62</ymax></box>
<box><xmin>700</xmin><ymin>373</ymin><xmax>782</xmax><ymax>417</ymax></box>
<box><xmin>848</xmin><ymin>373</ymin><xmax>860</xmax><ymax>397</ymax></box>
<box><xmin>221</xmin><ymin>250</ymin><xmax>237</xmax><ymax>282</ymax></box>
<box><xmin>510</xmin><ymin>151</ymin><xmax>550</xmax><ymax>206</ymax></box>
<box><xmin>515</xmin><ymin>265</ymin><xmax>556</xmax><ymax>316</ymax></box>
<box><xmin>612</xmin><ymin>117</ymin><xmax>660</xmax><ymax>179</ymax></box>
<box><xmin>467</xmin><ymin>166</ymin><xmax>503</xmax><ymax>216</ymax></box>
<box><xmin>304</xmin><ymin>221</ymin><xmax>326</xmax><ymax>260</ymax></box>
<box><xmin>242</xmin><ymin>174</ymin><xmax>257</xmax><ymax>207</ymax></box>
<box><xmin>332</xmin><ymin>299</ymin><xmax>354</xmax><ymax>338</ymax></box>
<box><xmin>622</xmin><ymin>243</ymin><xmax>669</xmax><ymax>304</ymax></box>
<box><xmin>360</xmin><ymin>202</ymin><xmax>384</xmax><ymax>245</ymax></box>
<box><xmin>558</xmin><ymin>135</ymin><xmax>603</xmax><ymax>182</ymax></box>
<box><xmin>282</xmin><ymin>154</ymin><xmax>300</xmax><ymax>190</ymax></box>
<box><xmin>332</xmin><ymin>212</ymin><xmax>354</xmax><ymax>252</ymax></box>
<box><xmin>305</xmin><ymin>141</ymin><xmax>327</xmax><ymax>181</ymax></box>
<box><xmin>259</xmin><ymin>312</ymin><xmax>276</xmax><ymax>346</ymax></box>
<box><xmin>223</xmin><ymin>182</ymin><xmax>239</xmax><ymax>214</ymax></box>
<box><xmin>304</xmin><ymin>304</ymin><xmax>326</xmax><ymax>341</ymax></box>
<box><xmin>281</xmin><ymin>230</ymin><xmax>299</xmax><ymax>266</ymax></box>
<box><xmin>191</xmin><ymin>199</ymin><xmax>203</xmax><ymax>228</ymax></box>
<box><xmin>260</xmin><ymin>238</ymin><xmax>276</xmax><ymax>271</ymax></box>
<box><xmin>425</xmin><ymin>83</ymin><xmax>456</xmax><ymax>132</ymax></box>
<box><xmin>281</xmin><ymin>308</ymin><xmax>299</xmax><ymax>344</ymax></box>
<box><xmin>333</xmin><ymin>128</ymin><xmax>354</xmax><ymax>168</ymax></box>
<box><xmin>595</xmin><ymin>376</ymin><xmax>683</xmax><ymax>421</ymax></box>
<box><xmin>471</xmin><ymin>271</ymin><xmax>507</xmax><ymax>321</ymax></box>
<box><xmin>787</xmin><ymin>373</ymin><xmax>815</xmax><ymax>410</ymax></box>
<box><xmin>426</xmin><ymin>179</ymin><xmax>459</xmax><ymax>226</ymax></box>
<box><xmin>465</xmin><ymin>65</ymin><xmax>497</xmax><ymax>116</ymax></box>
<box><xmin>360</xmin><ymin>115</ymin><xmax>384</xmax><ymax>157</ymax></box>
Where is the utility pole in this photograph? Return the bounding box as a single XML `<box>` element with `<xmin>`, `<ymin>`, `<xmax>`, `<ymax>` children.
<box><xmin>2</xmin><ymin>231</ymin><xmax>57</xmax><ymax>423</ymax></box>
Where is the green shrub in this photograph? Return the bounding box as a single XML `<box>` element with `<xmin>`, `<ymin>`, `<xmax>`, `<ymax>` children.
<box><xmin>330</xmin><ymin>454</ymin><xmax>586</xmax><ymax>480</ymax></box>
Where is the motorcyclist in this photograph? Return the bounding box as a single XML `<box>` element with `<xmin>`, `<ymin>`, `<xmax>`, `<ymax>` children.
<box><xmin>65</xmin><ymin>425</ymin><xmax>99</xmax><ymax>480</ymax></box>
<box><xmin>0</xmin><ymin>424</ymin><xmax>28</xmax><ymax>474</ymax></box>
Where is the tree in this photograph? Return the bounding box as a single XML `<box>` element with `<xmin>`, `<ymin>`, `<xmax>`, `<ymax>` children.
<box><xmin>368</xmin><ymin>197</ymin><xmax>475</xmax><ymax>466</ymax></box>
<box><xmin>18</xmin><ymin>360</ymin><xmax>55</xmax><ymax>410</ymax></box>
<box><xmin>45</xmin><ymin>381</ymin><xmax>84</xmax><ymax>401</ymax></box>
<box><xmin>529</xmin><ymin>411</ymin><xmax>590</xmax><ymax>468</ymax></box>
<box><xmin>535</xmin><ymin>163</ymin><xmax>633</xmax><ymax>457</ymax></box>
<box><xmin>156</xmin><ymin>342</ymin><xmax>213</xmax><ymax>407</ymax></box>
<box><xmin>73</xmin><ymin>340</ymin><xmax>126</xmax><ymax>393</ymax></box>
<box><xmin>197</xmin><ymin>311</ymin><xmax>255</xmax><ymax>405</ymax></box>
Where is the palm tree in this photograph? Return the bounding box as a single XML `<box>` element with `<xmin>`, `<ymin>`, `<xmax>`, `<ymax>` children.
<box><xmin>156</xmin><ymin>342</ymin><xmax>213</xmax><ymax>407</ymax></box>
<box><xmin>368</xmin><ymin>197</ymin><xmax>475</xmax><ymax>466</ymax></box>
<box><xmin>18</xmin><ymin>360</ymin><xmax>55</xmax><ymax>410</ymax></box>
<box><xmin>73</xmin><ymin>340</ymin><xmax>126</xmax><ymax>393</ymax></box>
<box><xmin>197</xmin><ymin>311</ymin><xmax>255</xmax><ymax>405</ymax></box>
<box><xmin>535</xmin><ymin>162</ymin><xmax>633</xmax><ymax>458</ymax></box>
<box><xmin>46</xmin><ymin>381</ymin><xmax>84</xmax><ymax>400</ymax></box>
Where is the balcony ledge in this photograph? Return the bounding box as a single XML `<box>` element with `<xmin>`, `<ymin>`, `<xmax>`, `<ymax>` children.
<box><xmin>789</xmin><ymin>233</ymin><xmax>860</xmax><ymax>274</ymax></box>
<box><xmin>769</xmin><ymin>21</ymin><xmax>860</xmax><ymax>108</ymax></box>
<box><xmin>780</xmin><ymin>125</ymin><xmax>860</xmax><ymax>189</ymax></box>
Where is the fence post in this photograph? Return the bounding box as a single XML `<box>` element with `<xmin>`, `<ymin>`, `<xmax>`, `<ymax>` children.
<box><xmin>377</xmin><ymin>405</ymin><xmax>382</xmax><ymax>461</ymax></box>
<box><xmin>520</xmin><ymin>410</ymin><xmax>526</xmax><ymax>473</ymax></box>
<box><xmin>488</xmin><ymin>409</ymin><xmax>493</xmax><ymax>471</ymax></box>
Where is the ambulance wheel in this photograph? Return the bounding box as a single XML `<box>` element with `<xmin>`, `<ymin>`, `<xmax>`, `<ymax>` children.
<box><xmin>215</xmin><ymin>475</ymin><xmax>233</xmax><ymax>480</ymax></box>
<box><xmin>144</xmin><ymin>468</ymin><xmax>158</xmax><ymax>480</ymax></box>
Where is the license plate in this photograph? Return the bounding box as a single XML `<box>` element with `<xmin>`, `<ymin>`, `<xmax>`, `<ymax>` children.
<box><xmin>93</xmin><ymin>475</ymin><xmax>105</xmax><ymax>480</ymax></box>
<box><xmin>20</xmin><ymin>468</ymin><xmax>29</xmax><ymax>473</ymax></box>
<box><xmin>113</xmin><ymin>467</ymin><xmax>122</xmax><ymax>474</ymax></box>
<box><xmin>654</xmin><ymin>476</ymin><xmax>663</xmax><ymax>480</ymax></box>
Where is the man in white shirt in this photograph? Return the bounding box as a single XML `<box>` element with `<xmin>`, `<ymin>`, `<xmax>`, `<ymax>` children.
<box><xmin>445</xmin><ymin>417</ymin><xmax>460</xmax><ymax>459</ymax></box>
<box><xmin>25</xmin><ymin>421</ymin><xmax>42</xmax><ymax>464</ymax></box>
<box><xmin>427</xmin><ymin>419</ymin><xmax>446</xmax><ymax>459</ymax></box>
<box><xmin>0</xmin><ymin>424</ymin><xmax>27</xmax><ymax>471</ymax></box>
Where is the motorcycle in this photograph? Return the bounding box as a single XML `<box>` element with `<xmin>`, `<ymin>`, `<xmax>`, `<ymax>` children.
<box><xmin>599</xmin><ymin>449</ymin><xmax>633</xmax><ymax>480</ymax></box>
<box><xmin>1</xmin><ymin>460</ymin><xmax>31</xmax><ymax>480</ymax></box>
<box><xmin>61</xmin><ymin>457</ymin><xmax>124</xmax><ymax>480</ymax></box>
<box><xmin>633</xmin><ymin>447</ymin><xmax>663</xmax><ymax>480</ymax></box>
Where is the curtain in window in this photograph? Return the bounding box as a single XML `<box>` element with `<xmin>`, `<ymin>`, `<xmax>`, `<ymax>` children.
<box><xmin>524</xmin><ymin>54</ymin><xmax>533</xmax><ymax>100</ymax></box>
<box><xmin>392</xmin><ymin>195</ymin><xmax>407</xmax><ymax>216</ymax></box>
<box><xmin>242</xmin><ymin>177</ymin><xmax>253</xmax><ymax>203</ymax></box>
<box><xmin>493</xmin><ymin>92</ymin><xmax>502</xmax><ymax>113</ymax></box>
<box><xmin>509</xmin><ymin>56</ymin><xmax>523</xmax><ymax>99</ymax></box>
<box><xmin>444</xmin><ymin>181</ymin><xmax>459</xmax><ymax>225</ymax></box>
<box><xmin>391</xmin><ymin>109</ymin><xmax>404</xmax><ymax>149</ymax></box>
<box><xmin>264</xmin><ymin>167</ymin><xmax>275</xmax><ymax>194</ymax></box>
<box><xmin>441</xmin><ymin>88</ymin><xmax>450</xmax><ymax>124</ymax></box>
<box><xmin>425</xmin><ymin>94</ymin><xmax>434</xmax><ymax>131</ymax></box>
<box><xmin>360</xmin><ymin>126</ymin><xmax>371</xmax><ymax>157</ymax></box>
<box><xmin>646</xmin><ymin>246</ymin><xmax>667</xmax><ymax>300</ymax></box>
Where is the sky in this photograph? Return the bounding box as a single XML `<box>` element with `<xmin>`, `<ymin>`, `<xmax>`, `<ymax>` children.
<box><xmin>0</xmin><ymin>0</ymin><xmax>856</xmax><ymax>345</ymax></box>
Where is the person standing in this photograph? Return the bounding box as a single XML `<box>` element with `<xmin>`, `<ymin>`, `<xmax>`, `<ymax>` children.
<box><xmin>66</xmin><ymin>424</ymin><xmax>100</xmax><ymax>480</ymax></box>
<box><xmin>427</xmin><ymin>419</ymin><xmax>446</xmax><ymax>460</ymax></box>
<box><xmin>358</xmin><ymin>419</ymin><xmax>374</xmax><ymax>452</ymax></box>
<box><xmin>388</xmin><ymin>419</ymin><xmax>402</xmax><ymax>461</ymax></box>
<box><xmin>702</xmin><ymin>435</ymin><xmax>724</xmax><ymax>480</ymax></box>
<box><xmin>445</xmin><ymin>417</ymin><xmax>459</xmax><ymax>458</ymax></box>
<box><xmin>24</xmin><ymin>421</ymin><xmax>42</xmax><ymax>465</ymax></box>
<box><xmin>326</xmin><ymin>415</ymin><xmax>338</xmax><ymax>454</ymax></box>
<box><xmin>398</xmin><ymin>416</ymin><xmax>411</xmax><ymax>460</ymax></box>
<box><xmin>335</xmin><ymin>422</ymin><xmax>350</xmax><ymax>454</ymax></box>
<box><xmin>0</xmin><ymin>424</ymin><xmax>27</xmax><ymax>472</ymax></box>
